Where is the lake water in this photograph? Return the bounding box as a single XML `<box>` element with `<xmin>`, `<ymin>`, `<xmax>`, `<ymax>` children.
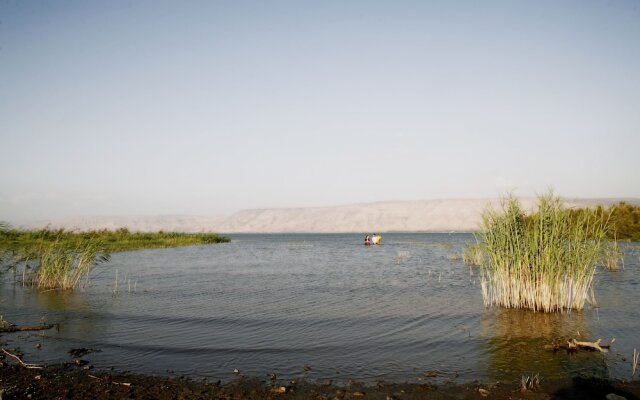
<box><xmin>2</xmin><ymin>233</ymin><xmax>639</xmax><ymax>384</ymax></box>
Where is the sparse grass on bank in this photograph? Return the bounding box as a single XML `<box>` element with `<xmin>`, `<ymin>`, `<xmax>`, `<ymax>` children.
<box><xmin>0</xmin><ymin>226</ymin><xmax>229</xmax><ymax>290</ymax></box>
<box><xmin>479</xmin><ymin>193</ymin><xmax>608</xmax><ymax>313</ymax></box>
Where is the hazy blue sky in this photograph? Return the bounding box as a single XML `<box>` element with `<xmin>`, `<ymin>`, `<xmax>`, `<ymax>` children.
<box><xmin>1</xmin><ymin>1</ymin><xmax>639</xmax><ymax>222</ymax></box>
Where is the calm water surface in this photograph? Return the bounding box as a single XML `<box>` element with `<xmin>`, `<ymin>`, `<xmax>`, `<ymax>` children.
<box><xmin>2</xmin><ymin>233</ymin><xmax>639</xmax><ymax>384</ymax></box>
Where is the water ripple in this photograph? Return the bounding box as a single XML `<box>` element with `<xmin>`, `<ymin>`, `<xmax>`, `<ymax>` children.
<box><xmin>2</xmin><ymin>234</ymin><xmax>639</xmax><ymax>384</ymax></box>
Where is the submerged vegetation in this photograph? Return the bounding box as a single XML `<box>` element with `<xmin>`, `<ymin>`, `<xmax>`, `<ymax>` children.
<box><xmin>0</xmin><ymin>226</ymin><xmax>230</xmax><ymax>290</ymax></box>
<box><xmin>478</xmin><ymin>193</ymin><xmax>608</xmax><ymax>313</ymax></box>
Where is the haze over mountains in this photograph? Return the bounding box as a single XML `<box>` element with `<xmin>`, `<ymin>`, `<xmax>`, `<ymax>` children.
<box><xmin>25</xmin><ymin>198</ymin><xmax>639</xmax><ymax>234</ymax></box>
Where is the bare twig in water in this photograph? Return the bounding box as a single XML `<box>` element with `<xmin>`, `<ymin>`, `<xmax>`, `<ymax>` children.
<box><xmin>1</xmin><ymin>348</ymin><xmax>43</xmax><ymax>369</ymax></box>
<box><xmin>633</xmin><ymin>348</ymin><xmax>639</xmax><ymax>378</ymax></box>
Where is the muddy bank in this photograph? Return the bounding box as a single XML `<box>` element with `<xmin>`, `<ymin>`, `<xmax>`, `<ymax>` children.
<box><xmin>1</xmin><ymin>361</ymin><xmax>640</xmax><ymax>400</ymax></box>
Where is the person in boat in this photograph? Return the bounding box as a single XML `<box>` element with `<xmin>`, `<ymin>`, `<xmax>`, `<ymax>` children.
<box><xmin>364</xmin><ymin>235</ymin><xmax>372</xmax><ymax>245</ymax></box>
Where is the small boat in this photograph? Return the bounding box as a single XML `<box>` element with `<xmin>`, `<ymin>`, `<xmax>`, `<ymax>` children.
<box><xmin>365</xmin><ymin>234</ymin><xmax>382</xmax><ymax>245</ymax></box>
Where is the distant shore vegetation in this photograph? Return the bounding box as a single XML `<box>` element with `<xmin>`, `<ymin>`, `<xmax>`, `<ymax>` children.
<box><xmin>568</xmin><ymin>201</ymin><xmax>640</xmax><ymax>242</ymax></box>
<box><xmin>1</xmin><ymin>227</ymin><xmax>230</xmax><ymax>253</ymax></box>
<box><xmin>0</xmin><ymin>225</ymin><xmax>229</xmax><ymax>290</ymax></box>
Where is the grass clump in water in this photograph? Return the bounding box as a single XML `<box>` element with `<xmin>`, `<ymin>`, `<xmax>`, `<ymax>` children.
<box><xmin>463</xmin><ymin>242</ymin><xmax>484</xmax><ymax>266</ymax></box>
<box><xmin>0</xmin><ymin>227</ymin><xmax>110</xmax><ymax>290</ymax></box>
<box><xmin>479</xmin><ymin>193</ymin><xmax>608</xmax><ymax>313</ymax></box>
<box><xmin>602</xmin><ymin>237</ymin><xmax>624</xmax><ymax>270</ymax></box>
<box><xmin>28</xmin><ymin>233</ymin><xmax>110</xmax><ymax>290</ymax></box>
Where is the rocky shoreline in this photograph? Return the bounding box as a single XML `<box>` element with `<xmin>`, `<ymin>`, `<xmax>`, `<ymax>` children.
<box><xmin>2</xmin><ymin>359</ymin><xmax>640</xmax><ymax>399</ymax></box>
<box><xmin>2</xmin><ymin>324</ymin><xmax>639</xmax><ymax>399</ymax></box>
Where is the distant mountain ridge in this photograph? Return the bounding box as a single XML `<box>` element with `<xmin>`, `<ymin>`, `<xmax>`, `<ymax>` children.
<box><xmin>25</xmin><ymin>197</ymin><xmax>640</xmax><ymax>233</ymax></box>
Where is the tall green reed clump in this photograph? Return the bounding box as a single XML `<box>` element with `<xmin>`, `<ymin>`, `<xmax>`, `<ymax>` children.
<box><xmin>33</xmin><ymin>235</ymin><xmax>110</xmax><ymax>290</ymax></box>
<box><xmin>479</xmin><ymin>193</ymin><xmax>608</xmax><ymax>313</ymax></box>
<box><xmin>6</xmin><ymin>229</ymin><xmax>110</xmax><ymax>290</ymax></box>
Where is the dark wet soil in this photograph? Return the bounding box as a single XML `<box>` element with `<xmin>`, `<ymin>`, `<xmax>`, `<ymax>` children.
<box><xmin>2</xmin><ymin>360</ymin><xmax>640</xmax><ymax>400</ymax></box>
<box><xmin>2</xmin><ymin>329</ymin><xmax>640</xmax><ymax>400</ymax></box>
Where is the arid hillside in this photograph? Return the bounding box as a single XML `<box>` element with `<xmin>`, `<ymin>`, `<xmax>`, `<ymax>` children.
<box><xmin>26</xmin><ymin>198</ymin><xmax>639</xmax><ymax>233</ymax></box>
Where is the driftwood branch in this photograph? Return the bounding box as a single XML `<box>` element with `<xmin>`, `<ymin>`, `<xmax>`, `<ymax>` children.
<box><xmin>0</xmin><ymin>324</ymin><xmax>54</xmax><ymax>333</ymax></box>
<box><xmin>1</xmin><ymin>348</ymin><xmax>43</xmax><ymax>369</ymax></box>
<box><xmin>88</xmin><ymin>374</ymin><xmax>132</xmax><ymax>387</ymax></box>
<box><xmin>546</xmin><ymin>338</ymin><xmax>615</xmax><ymax>353</ymax></box>
<box><xmin>567</xmin><ymin>338</ymin><xmax>614</xmax><ymax>353</ymax></box>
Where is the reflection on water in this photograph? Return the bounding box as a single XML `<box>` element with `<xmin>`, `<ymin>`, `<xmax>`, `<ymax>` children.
<box><xmin>481</xmin><ymin>308</ymin><xmax>590</xmax><ymax>339</ymax></box>
<box><xmin>480</xmin><ymin>308</ymin><xmax>609</xmax><ymax>382</ymax></box>
<box><xmin>34</xmin><ymin>290</ymin><xmax>104</xmax><ymax>342</ymax></box>
<box><xmin>1</xmin><ymin>234</ymin><xmax>638</xmax><ymax>384</ymax></box>
<box><xmin>35</xmin><ymin>290</ymin><xmax>90</xmax><ymax>313</ymax></box>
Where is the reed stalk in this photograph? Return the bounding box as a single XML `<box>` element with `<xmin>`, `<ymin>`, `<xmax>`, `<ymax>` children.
<box><xmin>113</xmin><ymin>269</ymin><xmax>119</xmax><ymax>295</ymax></box>
<box><xmin>633</xmin><ymin>348</ymin><xmax>638</xmax><ymax>378</ymax></box>
<box><xmin>479</xmin><ymin>193</ymin><xmax>607</xmax><ymax>313</ymax></box>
